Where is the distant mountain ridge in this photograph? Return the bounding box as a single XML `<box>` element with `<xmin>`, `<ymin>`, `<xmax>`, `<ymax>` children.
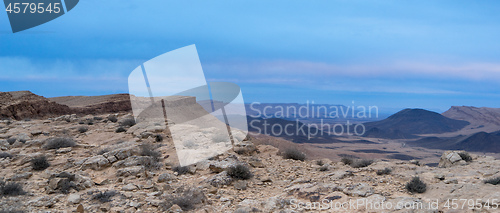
<box><xmin>442</xmin><ymin>106</ymin><xmax>500</xmax><ymax>126</ymax></box>
<box><xmin>363</xmin><ymin>108</ymin><xmax>470</xmax><ymax>139</ymax></box>
<box><xmin>454</xmin><ymin>131</ymin><xmax>500</xmax><ymax>153</ymax></box>
<box><xmin>409</xmin><ymin>131</ymin><xmax>500</xmax><ymax>153</ymax></box>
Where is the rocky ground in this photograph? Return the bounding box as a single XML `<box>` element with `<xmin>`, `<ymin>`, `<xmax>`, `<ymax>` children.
<box><xmin>0</xmin><ymin>113</ymin><xmax>499</xmax><ymax>213</ymax></box>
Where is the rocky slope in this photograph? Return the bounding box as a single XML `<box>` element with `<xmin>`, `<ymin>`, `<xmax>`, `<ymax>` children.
<box><xmin>0</xmin><ymin>91</ymin><xmax>132</xmax><ymax>120</ymax></box>
<box><xmin>441</xmin><ymin>106</ymin><xmax>500</xmax><ymax>135</ymax></box>
<box><xmin>0</xmin><ymin>113</ymin><xmax>499</xmax><ymax>212</ymax></box>
<box><xmin>0</xmin><ymin>91</ymin><xmax>72</xmax><ymax>120</ymax></box>
<box><xmin>49</xmin><ymin>94</ymin><xmax>132</xmax><ymax>115</ymax></box>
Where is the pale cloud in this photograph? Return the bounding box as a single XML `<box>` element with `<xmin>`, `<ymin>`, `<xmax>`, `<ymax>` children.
<box><xmin>206</xmin><ymin>59</ymin><xmax>500</xmax><ymax>81</ymax></box>
<box><xmin>0</xmin><ymin>57</ymin><xmax>140</xmax><ymax>81</ymax></box>
<box><xmin>206</xmin><ymin>59</ymin><xmax>500</xmax><ymax>95</ymax></box>
<box><xmin>2</xmin><ymin>57</ymin><xmax>499</xmax><ymax>96</ymax></box>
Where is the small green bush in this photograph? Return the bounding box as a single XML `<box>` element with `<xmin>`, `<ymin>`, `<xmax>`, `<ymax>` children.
<box><xmin>155</xmin><ymin>134</ymin><xmax>164</xmax><ymax>142</ymax></box>
<box><xmin>173</xmin><ymin>196</ymin><xmax>196</xmax><ymax>211</ymax></box>
<box><xmin>351</xmin><ymin>159</ymin><xmax>373</xmax><ymax>168</ymax></box>
<box><xmin>51</xmin><ymin>172</ymin><xmax>76</xmax><ymax>194</ymax></box>
<box><xmin>170</xmin><ymin>187</ymin><xmax>206</xmax><ymax>211</ymax></box>
<box><xmin>92</xmin><ymin>191</ymin><xmax>117</xmax><ymax>203</ymax></box>
<box><xmin>6</xmin><ymin>138</ymin><xmax>16</xmax><ymax>145</ymax></box>
<box><xmin>459</xmin><ymin>152</ymin><xmax>472</xmax><ymax>162</ymax></box>
<box><xmin>319</xmin><ymin>165</ymin><xmax>329</xmax><ymax>172</ymax></box>
<box><xmin>139</xmin><ymin>144</ymin><xmax>161</xmax><ymax>160</ymax></box>
<box><xmin>108</xmin><ymin>116</ymin><xmax>118</xmax><ymax>123</ymax></box>
<box><xmin>376</xmin><ymin>168</ymin><xmax>392</xmax><ymax>175</ymax></box>
<box><xmin>140</xmin><ymin>157</ymin><xmax>161</xmax><ymax>170</ymax></box>
<box><xmin>227</xmin><ymin>164</ymin><xmax>253</xmax><ymax>180</ymax></box>
<box><xmin>77</xmin><ymin>126</ymin><xmax>88</xmax><ymax>133</ymax></box>
<box><xmin>56</xmin><ymin>179</ymin><xmax>73</xmax><ymax>194</ymax></box>
<box><xmin>138</xmin><ymin>144</ymin><xmax>161</xmax><ymax>169</ymax></box>
<box><xmin>316</xmin><ymin>160</ymin><xmax>324</xmax><ymax>166</ymax></box>
<box><xmin>342</xmin><ymin>157</ymin><xmax>373</xmax><ymax>168</ymax></box>
<box><xmin>406</xmin><ymin>177</ymin><xmax>427</xmax><ymax>193</ymax></box>
<box><xmin>172</xmin><ymin>166</ymin><xmax>190</xmax><ymax>175</ymax></box>
<box><xmin>43</xmin><ymin>137</ymin><xmax>76</xmax><ymax>150</ymax></box>
<box><xmin>283</xmin><ymin>148</ymin><xmax>306</xmax><ymax>161</ymax></box>
<box><xmin>161</xmin><ymin>187</ymin><xmax>207</xmax><ymax>211</ymax></box>
<box><xmin>31</xmin><ymin>156</ymin><xmax>50</xmax><ymax>171</ymax></box>
<box><xmin>484</xmin><ymin>177</ymin><xmax>500</xmax><ymax>185</ymax></box>
<box><xmin>120</xmin><ymin>118</ymin><xmax>136</xmax><ymax>127</ymax></box>
<box><xmin>341</xmin><ymin>157</ymin><xmax>354</xmax><ymax>165</ymax></box>
<box><xmin>0</xmin><ymin>152</ymin><xmax>12</xmax><ymax>159</ymax></box>
<box><xmin>0</xmin><ymin>181</ymin><xmax>25</xmax><ymax>196</ymax></box>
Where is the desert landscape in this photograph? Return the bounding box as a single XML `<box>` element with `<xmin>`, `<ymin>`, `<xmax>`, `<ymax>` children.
<box><xmin>0</xmin><ymin>91</ymin><xmax>499</xmax><ymax>212</ymax></box>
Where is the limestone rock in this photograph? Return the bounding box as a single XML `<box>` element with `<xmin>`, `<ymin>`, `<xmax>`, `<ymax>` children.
<box><xmin>122</xmin><ymin>183</ymin><xmax>138</xmax><ymax>191</ymax></box>
<box><xmin>208</xmin><ymin>171</ymin><xmax>233</xmax><ymax>187</ymax></box>
<box><xmin>438</xmin><ymin>151</ymin><xmax>468</xmax><ymax>168</ymax></box>
<box><xmin>8</xmin><ymin>172</ymin><xmax>32</xmax><ymax>181</ymax></box>
<box><xmin>209</xmin><ymin>159</ymin><xmax>237</xmax><ymax>173</ymax></box>
<box><xmin>81</xmin><ymin>155</ymin><xmax>110</xmax><ymax>170</ymax></box>
<box><xmin>116</xmin><ymin>166</ymin><xmax>144</xmax><ymax>177</ymax></box>
<box><xmin>343</xmin><ymin>183</ymin><xmax>374</xmax><ymax>197</ymax></box>
<box><xmin>248</xmin><ymin>157</ymin><xmax>265</xmax><ymax>168</ymax></box>
<box><xmin>67</xmin><ymin>193</ymin><xmax>81</xmax><ymax>204</ymax></box>
<box><xmin>234</xmin><ymin>180</ymin><xmax>247</xmax><ymax>190</ymax></box>
<box><xmin>158</xmin><ymin>173</ymin><xmax>174</xmax><ymax>183</ymax></box>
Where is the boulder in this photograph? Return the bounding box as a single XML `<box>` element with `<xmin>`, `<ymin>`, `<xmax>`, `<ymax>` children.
<box><xmin>81</xmin><ymin>155</ymin><xmax>110</xmax><ymax>171</ymax></box>
<box><xmin>208</xmin><ymin>171</ymin><xmax>233</xmax><ymax>187</ymax></box>
<box><xmin>233</xmin><ymin>140</ymin><xmax>257</xmax><ymax>155</ymax></box>
<box><xmin>248</xmin><ymin>157</ymin><xmax>265</xmax><ymax>168</ymax></box>
<box><xmin>68</xmin><ymin>193</ymin><xmax>81</xmax><ymax>204</ymax></box>
<box><xmin>158</xmin><ymin>173</ymin><xmax>174</xmax><ymax>183</ymax></box>
<box><xmin>438</xmin><ymin>151</ymin><xmax>468</xmax><ymax>168</ymax></box>
<box><xmin>208</xmin><ymin>159</ymin><xmax>237</xmax><ymax>173</ymax></box>
<box><xmin>8</xmin><ymin>172</ymin><xmax>32</xmax><ymax>181</ymax></box>
<box><xmin>116</xmin><ymin>166</ymin><xmax>144</xmax><ymax>177</ymax></box>
<box><xmin>122</xmin><ymin>183</ymin><xmax>138</xmax><ymax>191</ymax></box>
<box><xmin>105</xmin><ymin>146</ymin><xmax>139</xmax><ymax>160</ymax></box>
<box><xmin>343</xmin><ymin>183</ymin><xmax>374</xmax><ymax>197</ymax></box>
<box><xmin>16</xmin><ymin>133</ymin><xmax>31</xmax><ymax>142</ymax></box>
<box><xmin>113</xmin><ymin>156</ymin><xmax>153</xmax><ymax>168</ymax></box>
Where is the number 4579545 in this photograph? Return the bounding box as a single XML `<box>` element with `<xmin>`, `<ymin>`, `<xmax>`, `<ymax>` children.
<box><xmin>5</xmin><ymin>3</ymin><xmax>61</xmax><ymax>14</ymax></box>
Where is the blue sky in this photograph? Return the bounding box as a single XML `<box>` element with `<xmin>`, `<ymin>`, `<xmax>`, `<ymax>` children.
<box><xmin>1</xmin><ymin>0</ymin><xmax>500</xmax><ymax>113</ymax></box>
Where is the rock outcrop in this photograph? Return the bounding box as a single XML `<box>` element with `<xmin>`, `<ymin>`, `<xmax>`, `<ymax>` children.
<box><xmin>438</xmin><ymin>150</ymin><xmax>470</xmax><ymax>168</ymax></box>
<box><xmin>1</xmin><ymin>91</ymin><xmax>133</xmax><ymax>120</ymax></box>
<box><xmin>0</xmin><ymin>91</ymin><xmax>72</xmax><ymax>120</ymax></box>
